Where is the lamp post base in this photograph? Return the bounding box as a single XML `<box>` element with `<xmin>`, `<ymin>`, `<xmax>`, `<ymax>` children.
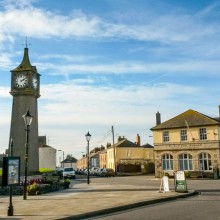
<box><xmin>8</xmin><ymin>205</ymin><xmax>13</xmax><ymax>216</ymax></box>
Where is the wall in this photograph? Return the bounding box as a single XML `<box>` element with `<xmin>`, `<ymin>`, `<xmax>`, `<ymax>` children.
<box><xmin>39</xmin><ymin>146</ymin><xmax>56</xmax><ymax>170</ymax></box>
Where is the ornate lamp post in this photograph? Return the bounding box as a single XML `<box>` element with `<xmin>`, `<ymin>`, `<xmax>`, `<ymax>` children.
<box><xmin>22</xmin><ymin>109</ymin><xmax>33</xmax><ymax>200</ymax></box>
<box><xmin>85</xmin><ymin>132</ymin><xmax>91</xmax><ymax>184</ymax></box>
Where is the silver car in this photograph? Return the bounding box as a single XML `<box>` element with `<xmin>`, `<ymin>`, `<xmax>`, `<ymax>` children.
<box><xmin>63</xmin><ymin>167</ymin><xmax>76</xmax><ymax>179</ymax></box>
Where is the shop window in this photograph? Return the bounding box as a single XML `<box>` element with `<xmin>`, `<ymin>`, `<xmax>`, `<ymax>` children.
<box><xmin>199</xmin><ymin>153</ymin><xmax>212</xmax><ymax>171</ymax></box>
<box><xmin>162</xmin><ymin>154</ymin><xmax>173</xmax><ymax>170</ymax></box>
<box><xmin>178</xmin><ymin>153</ymin><xmax>193</xmax><ymax>170</ymax></box>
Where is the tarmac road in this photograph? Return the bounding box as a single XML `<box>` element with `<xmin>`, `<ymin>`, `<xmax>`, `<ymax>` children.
<box><xmin>0</xmin><ymin>175</ymin><xmax>218</xmax><ymax>219</ymax></box>
<box><xmin>90</xmin><ymin>190</ymin><xmax>220</xmax><ymax>220</ymax></box>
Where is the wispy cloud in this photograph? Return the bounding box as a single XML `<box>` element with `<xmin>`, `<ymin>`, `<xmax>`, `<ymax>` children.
<box><xmin>0</xmin><ymin>0</ymin><xmax>219</xmax><ymax>45</ymax></box>
<box><xmin>37</xmin><ymin>60</ymin><xmax>220</xmax><ymax>77</ymax></box>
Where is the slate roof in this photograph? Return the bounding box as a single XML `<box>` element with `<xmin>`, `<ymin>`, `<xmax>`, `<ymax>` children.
<box><xmin>151</xmin><ymin>109</ymin><xmax>220</xmax><ymax>131</ymax></box>
<box><xmin>141</xmin><ymin>143</ymin><xmax>154</xmax><ymax>148</ymax></box>
<box><xmin>62</xmin><ymin>157</ymin><xmax>78</xmax><ymax>163</ymax></box>
<box><xmin>108</xmin><ymin>139</ymin><xmax>139</xmax><ymax>149</ymax></box>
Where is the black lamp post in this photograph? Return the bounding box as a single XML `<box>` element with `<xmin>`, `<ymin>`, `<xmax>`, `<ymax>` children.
<box><xmin>8</xmin><ymin>139</ymin><xmax>14</xmax><ymax>216</ymax></box>
<box><xmin>22</xmin><ymin>109</ymin><xmax>33</xmax><ymax>200</ymax></box>
<box><xmin>85</xmin><ymin>132</ymin><xmax>91</xmax><ymax>184</ymax></box>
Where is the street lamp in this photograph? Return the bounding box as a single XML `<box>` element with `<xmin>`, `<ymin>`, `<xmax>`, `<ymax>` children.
<box><xmin>8</xmin><ymin>139</ymin><xmax>14</xmax><ymax>216</ymax></box>
<box><xmin>85</xmin><ymin>131</ymin><xmax>91</xmax><ymax>184</ymax></box>
<box><xmin>58</xmin><ymin>150</ymin><xmax>64</xmax><ymax>168</ymax></box>
<box><xmin>22</xmin><ymin>109</ymin><xmax>33</xmax><ymax>200</ymax></box>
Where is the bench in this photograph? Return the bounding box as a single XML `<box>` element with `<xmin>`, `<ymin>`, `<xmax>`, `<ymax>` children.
<box><xmin>190</xmin><ymin>171</ymin><xmax>204</xmax><ymax>178</ymax></box>
<box><xmin>43</xmin><ymin>175</ymin><xmax>60</xmax><ymax>183</ymax></box>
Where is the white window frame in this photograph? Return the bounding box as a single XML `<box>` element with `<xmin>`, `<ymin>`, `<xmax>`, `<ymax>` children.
<box><xmin>162</xmin><ymin>154</ymin><xmax>173</xmax><ymax>171</ymax></box>
<box><xmin>199</xmin><ymin>153</ymin><xmax>212</xmax><ymax>171</ymax></box>
<box><xmin>163</xmin><ymin>130</ymin><xmax>169</xmax><ymax>142</ymax></box>
<box><xmin>199</xmin><ymin>128</ymin><xmax>207</xmax><ymax>140</ymax></box>
<box><xmin>180</xmin><ymin>129</ymin><xmax>187</xmax><ymax>141</ymax></box>
<box><xmin>178</xmin><ymin>153</ymin><xmax>193</xmax><ymax>171</ymax></box>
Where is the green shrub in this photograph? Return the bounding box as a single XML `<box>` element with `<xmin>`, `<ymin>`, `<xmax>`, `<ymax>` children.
<box><xmin>164</xmin><ymin>172</ymin><xmax>170</xmax><ymax>177</ymax></box>
<box><xmin>185</xmin><ymin>171</ymin><xmax>191</xmax><ymax>178</ymax></box>
<box><xmin>27</xmin><ymin>183</ymin><xmax>42</xmax><ymax>195</ymax></box>
<box><xmin>62</xmin><ymin>179</ymin><xmax>71</xmax><ymax>189</ymax></box>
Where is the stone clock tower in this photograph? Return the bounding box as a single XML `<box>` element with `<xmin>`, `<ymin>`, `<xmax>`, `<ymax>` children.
<box><xmin>9</xmin><ymin>46</ymin><xmax>40</xmax><ymax>174</ymax></box>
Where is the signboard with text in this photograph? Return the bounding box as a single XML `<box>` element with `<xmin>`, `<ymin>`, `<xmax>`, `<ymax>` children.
<box><xmin>175</xmin><ymin>171</ymin><xmax>188</xmax><ymax>193</ymax></box>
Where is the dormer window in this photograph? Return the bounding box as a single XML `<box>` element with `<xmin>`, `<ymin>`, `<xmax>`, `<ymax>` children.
<box><xmin>199</xmin><ymin>128</ymin><xmax>207</xmax><ymax>140</ymax></box>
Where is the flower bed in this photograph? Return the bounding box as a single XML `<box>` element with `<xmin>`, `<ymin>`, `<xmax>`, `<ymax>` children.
<box><xmin>0</xmin><ymin>176</ymin><xmax>70</xmax><ymax>196</ymax></box>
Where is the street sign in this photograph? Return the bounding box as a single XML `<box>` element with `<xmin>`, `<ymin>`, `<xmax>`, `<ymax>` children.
<box><xmin>2</xmin><ymin>157</ymin><xmax>20</xmax><ymax>187</ymax></box>
<box><xmin>175</xmin><ymin>171</ymin><xmax>188</xmax><ymax>193</ymax></box>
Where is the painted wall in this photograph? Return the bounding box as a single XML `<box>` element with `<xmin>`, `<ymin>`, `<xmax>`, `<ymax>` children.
<box><xmin>39</xmin><ymin>146</ymin><xmax>56</xmax><ymax>170</ymax></box>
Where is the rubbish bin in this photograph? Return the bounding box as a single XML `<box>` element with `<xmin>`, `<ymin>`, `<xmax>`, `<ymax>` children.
<box><xmin>213</xmin><ymin>168</ymin><xmax>219</xmax><ymax>180</ymax></box>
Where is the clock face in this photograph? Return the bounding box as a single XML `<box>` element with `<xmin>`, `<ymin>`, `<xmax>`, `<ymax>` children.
<box><xmin>15</xmin><ymin>74</ymin><xmax>28</xmax><ymax>88</ymax></box>
<box><xmin>32</xmin><ymin>77</ymin><xmax>38</xmax><ymax>89</ymax></box>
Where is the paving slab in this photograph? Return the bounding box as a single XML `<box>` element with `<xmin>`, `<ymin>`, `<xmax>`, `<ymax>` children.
<box><xmin>0</xmin><ymin>180</ymin><xmax>197</xmax><ymax>220</ymax></box>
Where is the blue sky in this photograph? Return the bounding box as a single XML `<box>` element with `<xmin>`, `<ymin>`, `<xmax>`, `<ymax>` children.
<box><xmin>0</xmin><ymin>0</ymin><xmax>220</xmax><ymax>160</ymax></box>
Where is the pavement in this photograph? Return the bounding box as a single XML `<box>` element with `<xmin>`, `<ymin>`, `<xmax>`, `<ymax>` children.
<box><xmin>0</xmin><ymin>177</ymin><xmax>198</xmax><ymax>220</ymax></box>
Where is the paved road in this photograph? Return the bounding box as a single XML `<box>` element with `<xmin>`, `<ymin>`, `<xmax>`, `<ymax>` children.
<box><xmin>90</xmin><ymin>191</ymin><xmax>220</xmax><ymax>220</ymax></box>
<box><xmin>76</xmin><ymin>175</ymin><xmax>220</xmax><ymax>220</ymax></box>
<box><xmin>77</xmin><ymin>174</ymin><xmax>220</xmax><ymax>191</ymax></box>
<box><xmin>0</xmin><ymin>175</ymin><xmax>218</xmax><ymax>219</ymax></box>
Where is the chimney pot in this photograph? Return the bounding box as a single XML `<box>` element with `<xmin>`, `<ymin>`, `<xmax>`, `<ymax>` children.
<box><xmin>136</xmin><ymin>134</ymin><xmax>141</xmax><ymax>146</ymax></box>
<box><xmin>156</xmin><ymin>111</ymin><xmax>161</xmax><ymax>125</ymax></box>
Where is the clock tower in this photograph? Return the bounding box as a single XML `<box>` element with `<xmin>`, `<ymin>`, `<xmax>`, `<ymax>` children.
<box><xmin>9</xmin><ymin>46</ymin><xmax>40</xmax><ymax>174</ymax></box>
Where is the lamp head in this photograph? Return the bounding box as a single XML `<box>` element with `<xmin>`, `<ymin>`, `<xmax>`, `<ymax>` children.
<box><xmin>22</xmin><ymin>109</ymin><xmax>33</xmax><ymax>126</ymax></box>
<box><xmin>85</xmin><ymin>131</ymin><xmax>91</xmax><ymax>142</ymax></box>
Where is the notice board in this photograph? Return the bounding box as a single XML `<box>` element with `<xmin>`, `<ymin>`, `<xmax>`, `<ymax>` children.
<box><xmin>175</xmin><ymin>171</ymin><xmax>188</xmax><ymax>193</ymax></box>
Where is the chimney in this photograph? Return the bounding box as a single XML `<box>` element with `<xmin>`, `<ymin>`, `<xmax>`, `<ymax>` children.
<box><xmin>118</xmin><ymin>136</ymin><xmax>126</xmax><ymax>142</ymax></box>
<box><xmin>156</xmin><ymin>111</ymin><xmax>161</xmax><ymax>125</ymax></box>
<box><xmin>136</xmin><ymin>134</ymin><xmax>141</xmax><ymax>146</ymax></box>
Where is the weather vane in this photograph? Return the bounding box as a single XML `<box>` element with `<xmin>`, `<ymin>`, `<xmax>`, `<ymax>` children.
<box><xmin>22</xmin><ymin>36</ymin><xmax>31</xmax><ymax>48</ymax></box>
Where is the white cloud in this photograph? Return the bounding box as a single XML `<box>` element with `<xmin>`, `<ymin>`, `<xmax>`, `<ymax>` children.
<box><xmin>0</xmin><ymin>79</ymin><xmax>217</xmax><ymax>157</ymax></box>
<box><xmin>0</xmin><ymin>0</ymin><xmax>219</xmax><ymax>46</ymax></box>
<box><xmin>37</xmin><ymin>60</ymin><xmax>220</xmax><ymax>76</ymax></box>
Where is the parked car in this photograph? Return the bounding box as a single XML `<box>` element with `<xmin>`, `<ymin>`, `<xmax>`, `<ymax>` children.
<box><xmin>90</xmin><ymin>167</ymin><xmax>99</xmax><ymax>175</ymax></box>
<box><xmin>63</xmin><ymin>167</ymin><xmax>76</xmax><ymax>179</ymax></box>
<box><xmin>53</xmin><ymin>168</ymin><xmax>63</xmax><ymax>178</ymax></box>
<box><xmin>100</xmin><ymin>168</ymin><xmax>115</xmax><ymax>177</ymax></box>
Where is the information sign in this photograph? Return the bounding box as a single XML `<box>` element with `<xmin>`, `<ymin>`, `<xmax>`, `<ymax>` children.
<box><xmin>175</xmin><ymin>171</ymin><xmax>188</xmax><ymax>193</ymax></box>
<box><xmin>2</xmin><ymin>157</ymin><xmax>20</xmax><ymax>187</ymax></box>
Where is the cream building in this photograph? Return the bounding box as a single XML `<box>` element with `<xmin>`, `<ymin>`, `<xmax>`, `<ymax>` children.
<box><xmin>107</xmin><ymin>135</ymin><xmax>154</xmax><ymax>173</ymax></box>
<box><xmin>76</xmin><ymin>155</ymin><xmax>87</xmax><ymax>169</ymax></box>
<box><xmin>151</xmin><ymin>109</ymin><xmax>220</xmax><ymax>177</ymax></box>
